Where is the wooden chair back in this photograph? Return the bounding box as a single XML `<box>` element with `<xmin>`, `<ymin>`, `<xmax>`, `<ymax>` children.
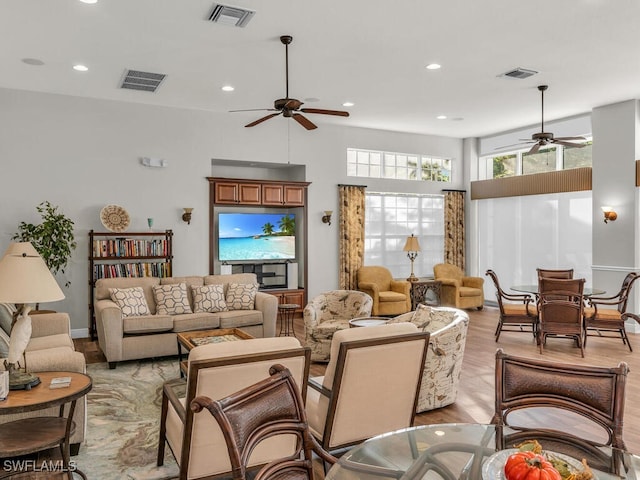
<box><xmin>536</xmin><ymin>268</ymin><xmax>574</xmax><ymax>279</ymax></box>
<box><xmin>485</xmin><ymin>269</ymin><xmax>537</xmax><ymax>341</ymax></box>
<box><xmin>191</xmin><ymin>364</ymin><xmax>336</xmax><ymax>480</ymax></box>
<box><xmin>492</xmin><ymin>349</ymin><xmax>628</xmax><ymax>473</ymax></box>
<box><xmin>538</xmin><ymin>278</ymin><xmax>585</xmax><ymax>356</ymax></box>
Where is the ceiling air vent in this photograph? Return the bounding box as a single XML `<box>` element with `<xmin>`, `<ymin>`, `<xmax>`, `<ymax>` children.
<box><xmin>208</xmin><ymin>3</ymin><xmax>255</xmax><ymax>27</ymax></box>
<box><xmin>500</xmin><ymin>67</ymin><xmax>538</xmax><ymax>79</ymax></box>
<box><xmin>120</xmin><ymin>70</ymin><xmax>166</xmax><ymax>92</ymax></box>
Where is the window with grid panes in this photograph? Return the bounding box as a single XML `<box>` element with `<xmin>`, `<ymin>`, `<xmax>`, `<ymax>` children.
<box><xmin>347</xmin><ymin>148</ymin><xmax>451</xmax><ymax>182</ymax></box>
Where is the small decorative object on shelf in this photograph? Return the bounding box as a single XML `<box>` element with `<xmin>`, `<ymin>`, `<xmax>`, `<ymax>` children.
<box><xmin>100</xmin><ymin>205</ymin><xmax>131</xmax><ymax>233</ymax></box>
<box><xmin>88</xmin><ymin>229</ymin><xmax>173</xmax><ymax>340</ymax></box>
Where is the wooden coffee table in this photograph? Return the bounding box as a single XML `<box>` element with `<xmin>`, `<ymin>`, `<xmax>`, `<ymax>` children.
<box><xmin>0</xmin><ymin>371</ymin><xmax>92</xmax><ymax>479</ymax></box>
<box><xmin>176</xmin><ymin>328</ymin><xmax>254</xmax><ymax>376</ymax></box>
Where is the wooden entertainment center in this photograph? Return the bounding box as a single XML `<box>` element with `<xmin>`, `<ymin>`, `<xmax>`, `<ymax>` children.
<box><xmin>208</xmin><ymin>177</ymin><xmax>310</xmax><ymax>312</ymax></box>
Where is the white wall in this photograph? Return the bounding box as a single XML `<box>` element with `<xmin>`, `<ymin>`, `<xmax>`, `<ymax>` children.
<box><xmin>0</xmin><ymin>88</ymin><xmax>464</xmax><ymax>335</ymax></box>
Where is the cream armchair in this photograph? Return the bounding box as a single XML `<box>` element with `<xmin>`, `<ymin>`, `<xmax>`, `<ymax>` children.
<box><xmin>157</xmin><ymin>337</ymin><xmax>310</xmax><ymax>480</ymax></box>
<box><xmin>434</xmin><ymin>263</ymin><xmax>484</xmax><ymax>310</ymax></box>
<box><xmin>0</xmin><ymin>309</ymin><xmax>87</xmax><ymax>455</ymax></box>
<box><xmin>305</xmin><ymin>323</ymin><xmax>429</xmax><ymax>451</ymax></box>
<box><xmin>357</xmin><ymin>266</ymin><xmax>411</xmax><ymax>316</ymax></box>
<box><xmin>303</xmin><ymin>290</ymin><xmax>373</xmax><ymax>362</ymax></box>
<box><xmin>391</xmin><ymin>306</ymin><xmax>469</xmax><ymax>412</ymax></box>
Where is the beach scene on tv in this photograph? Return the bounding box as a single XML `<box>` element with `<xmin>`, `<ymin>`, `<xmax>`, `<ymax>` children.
<box><xmin>218</xmin><ymin>213</ymin><xmax>296</xmax><ymax>261</ymax></box>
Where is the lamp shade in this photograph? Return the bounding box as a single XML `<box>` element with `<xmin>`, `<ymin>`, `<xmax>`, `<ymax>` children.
<box><xmin>403</xmin><ymin>234</ymin><xmax>421</xmax><ymax>252</ymax></box>
<box><xmin>0</xmin><ymin>242</ymin><xmax>65</xmax><ymax>304</ymax></box>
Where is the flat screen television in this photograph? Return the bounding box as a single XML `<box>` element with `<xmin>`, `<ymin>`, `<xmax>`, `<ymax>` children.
<box><xmin>218</xmin><ymin>212</ymin><xmax>296</xmax><ymax>261</ymax></box>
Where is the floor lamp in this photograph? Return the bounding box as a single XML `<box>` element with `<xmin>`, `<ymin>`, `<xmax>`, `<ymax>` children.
<box><xmin>403</xmin><ymin>234</ymin><xmax>421</xmax><ymax>282</ymax></box>
<box><xmin>0</xmin><ymin>242</ymin><xmax>65</xmax><ymax>390</ymax></box>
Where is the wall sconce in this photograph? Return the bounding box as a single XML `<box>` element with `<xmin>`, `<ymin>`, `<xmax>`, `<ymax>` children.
<box><xmin>403</xmin><ymin>234</ymin><xmax>421</xmax><ymax>282</ymax></box>
<box><xmin>322</xmin><ymin>211</ymin><xmax>333</xmax><ymax>226</ymax></box>
<box><xmin>182</xmin><ymin>208</ymin><xmax>193</xmax><ymax>225</ymax></box>
<box><xmin>601</xmin><ymin>206</ymin><xmax>617</xmax><ymax>224</ymax></box>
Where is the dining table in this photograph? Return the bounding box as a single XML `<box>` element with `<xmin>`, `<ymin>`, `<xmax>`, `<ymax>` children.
<box><xmin>325</xmin><ymin>423</ymin><xmax>640</xmax><ymax>480</ymax></box>
<box><xmin>510</xmin><ymin>285</ymin><xmax>606</xmax><ymax>296</ymax></box>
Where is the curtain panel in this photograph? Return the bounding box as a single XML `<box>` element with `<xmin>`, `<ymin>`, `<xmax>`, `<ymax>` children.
<box><xmin>338</xmin><ymin>185</ymin><xmax>366</xmax><ymax>290</ymax></box>
<box><xmin>444</xmin><ymin>190</ymin><xmax>465</xmax><ymax>270</ymax></box>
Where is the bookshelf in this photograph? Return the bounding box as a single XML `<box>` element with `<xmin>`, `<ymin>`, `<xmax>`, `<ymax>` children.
<box><xmin>88</xmin><ymin>229</ymin><xmax>173</xmax><ymax>340</ymax></box>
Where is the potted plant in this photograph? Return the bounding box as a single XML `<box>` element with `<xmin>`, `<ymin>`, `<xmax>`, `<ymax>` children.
<box><xmin>12</xmin><ymin>201</ymin><xmax>77</xmax><ymax>287</ymax></box>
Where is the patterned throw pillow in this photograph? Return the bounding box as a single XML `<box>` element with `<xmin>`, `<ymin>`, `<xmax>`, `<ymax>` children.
<box><xmin>226</xmin><ymin>283</ymin><xmax>259</xmax><ymax>311</ymax></box>
<box><xmin>410</xmin><ymin>304</ymin><xmax>432</xmax><ymax>330</ymax></box>
<box><xmin>153</xmin><ymin>283</ymin><xmax>192</xmax><ymax>315</ymax></box>
<box><xmin>109</xmin><ymin>287</ymin><xmax>151</xmax><ymax>318</ymax></box>
<box><xmin>191</xmin><ymin>284</ymin><xmax>228</xmax><ymax>313</ymax></box>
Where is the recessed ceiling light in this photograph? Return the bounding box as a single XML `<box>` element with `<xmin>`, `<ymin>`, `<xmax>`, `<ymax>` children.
<box><xmin>436</xmin><ymin>115</ymin><xmax>447</xmax><ymax>120</ymax></box>
<box><xmin>426</xmin><ymin>63</ymin><xmax>441</xmax><ymax>70</ymax></box>
<box><xmin>342</xmin><ymin>102</ymin><xmax>354</xmax><ymax>107</ymax></box>
<box><xmin>73</xmin><ymin>64</ymin><xmax>88</xmax><ymax>72</ymax></box>
<box><xmin>221</xmin><ymin>85</ymin><xmax>235</xmax><ymax>92</ymax></box>
<box><xmin>79</xmin><ymin>0</ymin><xmax>98</xmax><ymax>4</ymax></box>
<box><xmin>22</xmin><ymin>58</ymin><xmax>44</xmax><ymax>66</ymax></box>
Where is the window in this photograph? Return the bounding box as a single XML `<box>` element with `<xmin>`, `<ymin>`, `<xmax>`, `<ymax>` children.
<box><xmin>364</xmin><ymin>192</ymin><xmax>444</xmax><ymax>279</ymax></box>
<box><xmin>348</xmin><ymin>148</ymin><xmax>451</xmax><ymax>182</ymax></box>
<box><xmin>483</xmin><ymin>139</ymin><xmax>592</xmax><ymax>180</ymax></box>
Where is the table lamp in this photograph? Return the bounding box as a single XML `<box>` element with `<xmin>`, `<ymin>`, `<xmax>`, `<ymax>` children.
<box><xmin>0</xmin><ymin>242</ymin><xmax>65</xmax><ymax>390</ymax></box>
<box><xmin>403</xmin><ymin>234</ymin><xmax>421</xmax><ymax>282</ymax></box>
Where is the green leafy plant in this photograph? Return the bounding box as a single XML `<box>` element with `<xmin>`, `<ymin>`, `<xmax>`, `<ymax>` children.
<box><xmin>13</xmin><ymin>201</ymin><xmax>77</xmax><ymax>287</ymax></box>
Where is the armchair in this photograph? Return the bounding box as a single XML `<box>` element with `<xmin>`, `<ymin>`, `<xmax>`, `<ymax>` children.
<box><xmin>303</xmin><ymin>290</ymin><xmax>373</xmax><ymax>362</ymax></box>
<box><xmin>433</xmin><ymin>263</ymin><xmax>484</xmax><ymax>310</ymax></box>
<box><xmin>0</xmin><ymin>309</ymin><xmax>87</xmax><ymax>455</ymax></box>
<box><xmin>357</xmin><ymin>266</ymin><xmax>411</xmax><ymax>316</ymax></box>
<box><xmin>157</xmin><ymin>337</ymin><xmax>310</xmax><ymax>480</ymax></box>
<box><xmin>305</xmin><ymin>323</ymin><xmax>429</xmax><ymax>451</ymax></box>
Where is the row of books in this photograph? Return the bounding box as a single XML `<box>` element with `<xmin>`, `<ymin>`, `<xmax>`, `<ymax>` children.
<box><xmin>93</xmin><ymin>262</ymin><xmax>171</xmax><ymax>279</ymax></box>
<box><xmin>92</xmin><ymin>239</ymin><xmax>169</xmax><ymax>258</ymax></box>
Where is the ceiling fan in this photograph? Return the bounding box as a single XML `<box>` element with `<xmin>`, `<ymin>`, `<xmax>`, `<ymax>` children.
<box><xmin>501</xmin><ymin>85</ymin><xmax>587</xmax><ymax>154</ymax></box>
<box><xmin>230</xmin><ymin>35</ymin><xmax>349</xmax><ymax>130</ymax></box>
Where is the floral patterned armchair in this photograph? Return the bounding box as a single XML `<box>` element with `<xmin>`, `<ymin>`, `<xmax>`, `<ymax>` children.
<box><xmin>303</xmin><ymin>290</ymin><xmax>373</xmax><ymax>362</ymax></box>
<box><xmin>391</xmin><ymin>306</ymin><xmax>469</xmax><ymax>412</ymax></box>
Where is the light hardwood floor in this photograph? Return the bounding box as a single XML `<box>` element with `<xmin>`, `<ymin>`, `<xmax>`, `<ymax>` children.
<box><xmin>74</xmin><ymin>306</ymin><xmax>640</xmax><ymax>453</ymax></box>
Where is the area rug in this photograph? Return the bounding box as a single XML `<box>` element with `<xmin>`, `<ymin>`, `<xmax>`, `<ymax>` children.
<box><xmin>74</xmin><ymin>358</ymin><xmax>180</xmax><ymax>480</ymax></box>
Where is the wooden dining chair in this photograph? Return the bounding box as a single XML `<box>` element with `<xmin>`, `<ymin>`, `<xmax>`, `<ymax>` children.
<box><xmin>583</xmin><ymin>272</ymin><xmax>640</xmax><ymax>352</ymax></box>
<box><xmin>536</xmin><ymin>268</ymin><xmax>574</xmax><ymax>279</ymax></box>
<box><xmin>485</xmin><ymin>269</ymin><xmax>537</xmax><ymax>341</ymax></box>
<box><xmin>492</xmin><ymin>349</ymin><xmax>629</xmax><ymax>474</ymax></box>
<box><xmin>537</xmin><ymin>277</ymin><xmax>586</xmax><ymax>356</ymax></box>
<box><xmin>191</xmin><ymin>364</ymin><xmax>337</xmax><ymax>480</ymax></box>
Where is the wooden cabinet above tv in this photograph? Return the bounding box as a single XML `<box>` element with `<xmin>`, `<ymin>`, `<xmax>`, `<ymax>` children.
<box><xmin>212</xmin><ymin>178</ymin><xmax>306</xmax><ymax>206</ymax></box>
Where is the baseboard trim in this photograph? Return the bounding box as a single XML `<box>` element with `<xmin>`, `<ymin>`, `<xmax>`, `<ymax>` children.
<box><xmin>71</xmin><ymin>328</ymin><xmax>90</xmax><ymax>339</ymax></box>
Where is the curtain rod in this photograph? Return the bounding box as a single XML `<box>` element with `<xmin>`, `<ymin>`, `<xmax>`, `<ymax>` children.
<box><xmin>441</xmin><ymin>189</ymin><xmax>467</xmax><ymax>193</ymax></box>
<box><xmin>337</xmin><ymin>184</ymin><xmax>368</xmax><ymax>188</ymax></box>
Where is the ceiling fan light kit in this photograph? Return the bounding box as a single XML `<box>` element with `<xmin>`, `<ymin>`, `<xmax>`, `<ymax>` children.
<box><xmin>230</xmin><ymin>35</ymin><xmax>349</xmax><ymax>130</ymax></box>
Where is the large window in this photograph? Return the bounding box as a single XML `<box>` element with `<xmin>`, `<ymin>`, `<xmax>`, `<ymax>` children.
<box><xmin>348</xmin><ymin>148</ymin><xmax>451</xmax><ymax>182</ymax></box>
<box><xmin>485</xmin><ymin>140</ymin><xmax>592</xmax><ymax>180</ymax></box>
<box><xmin>364</xmin><ymin>192</ymin><xmax>444</xmax><ymax>279</ymax></box>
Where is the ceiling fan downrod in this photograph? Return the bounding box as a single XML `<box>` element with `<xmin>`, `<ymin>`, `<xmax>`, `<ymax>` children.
<box><xmin>538</xmin><ymin>85</ymin><xmax>548</xmax><ymax>133</ymax></box>
<box><xmin>280</xmin><ymin>35</ymin><xmax>292</xmax><ymax>100</ymax></box>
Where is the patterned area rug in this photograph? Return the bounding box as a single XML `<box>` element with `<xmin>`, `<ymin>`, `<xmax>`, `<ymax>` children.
<box><xmin>74</xmin><ymin>359</ymin><xmax>180</xmax><ymax>480</ymax></box>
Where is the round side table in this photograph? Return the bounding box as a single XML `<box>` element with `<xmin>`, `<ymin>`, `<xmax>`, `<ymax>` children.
<box><xmin>348</xmin><ymin>317</ymin><xmax>390</xmax><ymax>328</ymax></box>
<box><xmin>278</xmin><ymin>304</ymin><xmax>300</xmax><ymax>337</ymax></box>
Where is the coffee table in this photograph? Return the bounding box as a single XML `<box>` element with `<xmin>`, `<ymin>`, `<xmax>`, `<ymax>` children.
<box><xmin>0</xmin><ymin>371</ymin><xmax>92</xmax><ymax>479</ymax></box>
<box><xmin>176</xmin><ymin>328</ymin><xmax>254</xmax><ymax>376</ymax></box>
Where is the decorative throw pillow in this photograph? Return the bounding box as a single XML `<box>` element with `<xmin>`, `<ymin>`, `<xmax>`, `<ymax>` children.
<box><xmin>109</xmin><ymin>287</ymin><xmax>151</xmax><ymax>318</ymax></box>
<box><xmin>191</xmin><ymin>284</ymin><xmax>228</xmax><ymax>313</ymax></box>
<box><xmin>226</xmin><ymin>283</ymin><xmax>259</xmax><ymax>311</ymax></box>
<box><xmin>410</xmin><ymin>304</ymin><xmax>432</xmax><ymax>330</ymax></box>
<box><xmin>153</xmin><ymin>283</ymin><xmax>192</xmax><ymax>315</ymax></box>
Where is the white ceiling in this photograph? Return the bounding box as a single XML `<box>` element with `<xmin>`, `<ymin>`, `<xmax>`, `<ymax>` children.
<box><xmin>2</xmin><ymin>0</ymin><xmax>640</xmax><ymax>138</ymax></box>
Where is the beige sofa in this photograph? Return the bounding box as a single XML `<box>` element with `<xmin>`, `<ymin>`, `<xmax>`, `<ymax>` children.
<box><xmin>94</xmin><ymin>273</ymin><xmax>278</xmax><ymax>368</ymax></box>
<box><xmin>0</xmin><ymin>309</ymin><xmax>87</xmax><ymax>455</ymax></box>
<box><xmin>392</xmin><ymin>306</ymin><xmax>469</xmax><ymax>412</ymax></box>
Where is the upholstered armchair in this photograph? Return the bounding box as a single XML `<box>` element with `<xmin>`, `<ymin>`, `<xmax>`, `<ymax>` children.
<box><xmin>357</xmin><ymin>266</ymin><xmax>411</xmax><ymax>316</ymax></box>
<box><xmin>157</xmin><ymin>337</ymin><xmax>310</xmax><ymax>480</ymax></box>
<box><xmin>391</xmin><ymin>306</ymin><xmax>469</xmax><ymax>412</ymax></box>
<box><xmin>305</xmin><ymin>323</ymin><xmax>429</xmax><ymax>451</ymax></box>
<box><xmin>303</xmin><ymin>290</ymin><xmax>373</xmax><ymax>362</ymax></box>
<box><xmin>433</xmin><ymin>263</ymin><xmax>484</xmax><ymax>310</ymax></box>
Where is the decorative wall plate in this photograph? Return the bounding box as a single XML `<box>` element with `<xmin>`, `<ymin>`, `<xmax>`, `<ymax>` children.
<box><xmin>100</xmin><ymin>205</ymin><xmax>131</xmax><ymax>233</ymax></box>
